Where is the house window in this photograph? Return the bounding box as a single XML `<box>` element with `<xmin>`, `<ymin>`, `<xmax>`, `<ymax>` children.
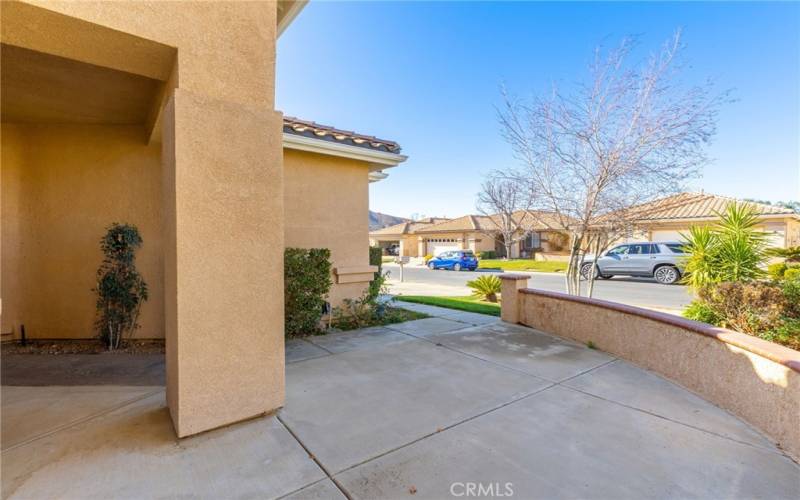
<box><xmin>524</xmin><ymin>232</ymin><xmax>542</xmax><ymax>249</ymax></box>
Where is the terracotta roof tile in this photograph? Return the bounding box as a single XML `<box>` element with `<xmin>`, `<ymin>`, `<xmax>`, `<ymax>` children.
<box><xmin>620</xmin><ymin>192</ymin><xmax>796</xmax><ymax>222</ymax></box>
<box><xmin>284</xmin><ymin>116</ymin><xmax>401</xmax><ymax>154</ymax></box>
<box><xmin>415</xmin><ymin>211</ymin><xmax>570</xmax><ymax>233</ymax></box>
<box><xmin>369</xmin><ymin>217</ymin><xmax>450</xmax><ymax>236</ymax></box>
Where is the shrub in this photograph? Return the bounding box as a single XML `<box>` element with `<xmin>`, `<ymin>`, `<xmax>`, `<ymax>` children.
<box><xmin>424</xmin><ymin>254</ymin><xmax>434</xmax><ymax>263</ymax></box>
<box><xmin>761</xmin><ymin>318</ymin><xmax>800</xmax><ymax>351</ymax></box>
<box><xmin>466</xmin><ymin>275</ymin><xmax>502</xmax><ymax>302</ymax></box>
<box><xmin>94</xmin><ymin>223</ymin><xmax>149</xmax><ymax>350</ymax></box>
<box><xmin>478</xmin><ymin>250</ymin><xmax>497</xmax><ymax>260</ymax></box>
<box><xmin>782</xmin><ymin>274</ymin><xmax>800</xmax><ymax>315</ymax></box>
<box><xmin>284</xmin><ymin>248</ymin><xmax>332</xmax><ymax>337</ymax></box>
<box><xmin>768</xmin><ymin>262</ymin><xmax>788</xmax><ymax>280</ymax></box>
<box><xmin>367</xmin><ymin>246</ymin><xmax>384</xmax><ymax>302</ymax></box>
<box><xmin>683</xmin><ymin>300</ymin><xmax>721</xmax><ymax>326</ymax></box>
<box><xmin>698</xmin><ymin>281</ymin><xmax>787</xmax><ymax>335</ymax></box>
<box><xmin>784</xmin><ymin>267</ymin><xmax>800</xmax><ymax>281</ymax></box>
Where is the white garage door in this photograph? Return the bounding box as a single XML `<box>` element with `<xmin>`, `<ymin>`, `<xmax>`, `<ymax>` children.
<box><xmin>651</xmin><ymin>230</ymin><xmax>685</xmax><ymax>242</ymax></box>
<box><xmin>427</xmin><ymin>240</ymin><xmax>460</xmax><ymax>256</ymax></box>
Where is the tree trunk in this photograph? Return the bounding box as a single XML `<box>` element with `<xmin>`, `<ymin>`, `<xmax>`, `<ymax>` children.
<box><xmin>586</xmin><ymin>237</ymin><xmax>600</xmax><ymax>298</ymax></box>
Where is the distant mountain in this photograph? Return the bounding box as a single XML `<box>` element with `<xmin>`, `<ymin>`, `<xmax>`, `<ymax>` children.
<box><xmin>369</xmin><ymin>211</ymin><xmax>408</xmax><ymax>230</ymax></box>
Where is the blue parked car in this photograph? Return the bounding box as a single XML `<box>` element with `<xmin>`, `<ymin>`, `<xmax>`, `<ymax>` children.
<box><xmin>427</xmin><ymin>250</ymin><xmax>478</xmax><ymax>271</ymax></box>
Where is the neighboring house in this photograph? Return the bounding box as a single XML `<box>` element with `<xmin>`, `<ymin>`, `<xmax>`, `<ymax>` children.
<box><xmin>0</xmin><ymin>1</ymin><xmax>404</xmax><ymax>437</ymax></box>
<box><xmin>283</xmin><ymin>118</ymin><xmax>406</xmax><ymax>307</ymax></box>
<box><xmin>370</xmin><ymin>211</ymin><xmax>570</xmax><ymax>259</ymax></box>
<box><xmin>609</xmin><ymin>192</ymin><xmax>800</xmax><ymax>248</ymax></box>
<box><xmin>369</xmin><ymin>217</ymin><xmax>450</xmax><ymax>256</ymax></box>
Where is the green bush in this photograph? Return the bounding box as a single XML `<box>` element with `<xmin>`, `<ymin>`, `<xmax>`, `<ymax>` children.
<box><xmin>683</xmin><ymin>300</ymin><xmax>721</xmax><ymax>325</ymax></box>
<box><xmin>477</xmin><ymin>250</ymin><xmax>497</xmax><ymax>260</ymax></box>
<box><xmin>466</xmin><ymin>275</ymin><xmax>502</xmax><ymax>302</ymax></box>
<box><xmin>768</xmin><ymin>262</ymin><xmax>788</xmax><ymax>280</ymax></box>
<box><xmin>784</xmin><ymin>267</ymin><xmax>800</xmax><ymax>281</ymax></box>
<box><xmin>367</xmin><ymin>246</ymin><xmax>384</xmax><ymax>302</ymax></box>
<box><xmin>284</xmin><ymin>248</ymin><xmax>332</xmax><ymax>337</ymax></box>
<box><xmin>761</xmin><ymin>318</ymin><xmax>800</xmax><ymax>351</ymax></box>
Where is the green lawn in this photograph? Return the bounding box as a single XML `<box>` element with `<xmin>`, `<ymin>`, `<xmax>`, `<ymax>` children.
<box><xmin>396</xmin><ymin>295</ymin><xmax>501</xmax><ymax>316</ymax></box>
<box><xmin>478</xmin><ymin>259</ymin><xmax>567</xmax><ymax>273</ymax></box>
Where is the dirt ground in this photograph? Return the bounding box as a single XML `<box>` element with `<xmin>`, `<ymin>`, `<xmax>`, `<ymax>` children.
<box><xmin>2</xmin><ymin>339</ymin><xmax>164</xmax><ymax>355</ymax></box>
<box><xmin>1</xmin><ymin>342</ymin><xmax>165</xmax><ymax>386</ymax></box>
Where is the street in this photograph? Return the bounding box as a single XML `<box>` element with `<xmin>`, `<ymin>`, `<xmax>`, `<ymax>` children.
<box><xmin>383</xmin><ymin>263</ymin><xmax>692</xmax><ymax>312</ymax></box>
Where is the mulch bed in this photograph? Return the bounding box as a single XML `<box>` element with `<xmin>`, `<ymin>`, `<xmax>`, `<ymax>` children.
<box><xmin>2</xmin><ymin>339</ymin><xmax>165</xmax><ymax>355</ymax></box>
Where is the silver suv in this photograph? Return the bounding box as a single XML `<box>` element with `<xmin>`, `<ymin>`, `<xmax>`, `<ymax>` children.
<box><xmin>581</xmin><ymin>242</ymin><xmax>686</xmax><ymax>285</ymax></box>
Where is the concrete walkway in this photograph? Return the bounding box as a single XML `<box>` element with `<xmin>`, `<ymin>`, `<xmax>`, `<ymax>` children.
<box><xmin>3</xmin><ymin>303</ymin><xmax>798</xmax><ymax>499</ymax></box>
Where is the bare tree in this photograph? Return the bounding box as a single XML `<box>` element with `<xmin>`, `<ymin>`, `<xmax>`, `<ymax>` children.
<box><xmin>498</xmin><ymin>30</ymin><xmax>727</xmax><ymax>295</ymax></box>
<box><xmin>476</xmin><ymin>175</ymin><xmax>532</xmax><ymax>259</ymax></box>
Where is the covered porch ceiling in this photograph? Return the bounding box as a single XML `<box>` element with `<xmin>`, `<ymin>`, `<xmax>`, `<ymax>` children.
<box><xmin>1</xmin><ymin>43</ymin><xmax>162</xmax><ymax>125</ymax></box>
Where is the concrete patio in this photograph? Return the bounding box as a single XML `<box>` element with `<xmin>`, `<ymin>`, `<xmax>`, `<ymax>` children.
<box><xmin>2</xmin><ymin>303</ymin><xmax>799</xmax><ymax>499</ymax></box>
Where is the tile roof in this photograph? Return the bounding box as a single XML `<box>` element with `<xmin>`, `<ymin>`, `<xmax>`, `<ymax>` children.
<box><xmin>414</xmin><ymin>211</ymin><xmax>569</xmax><ymax>233</ymax></box>
<box><xmin>283</xmin><ymin>116</ymin><xmax>402</xmax><ymax>154</ymax></box>
<box><xmin>619</xmin><ymin>192</ymin><xmax>797</xmax><ymax>222</ymax></box>
<box><xmin>369</xmin><ymin>217</ymin><xmax>450</xmax><ymax>236</ymax></box>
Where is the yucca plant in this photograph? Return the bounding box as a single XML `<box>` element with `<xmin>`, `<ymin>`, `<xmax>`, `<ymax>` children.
<box><xmin>466</xmin><ymin>275</ymin><xmax>502</xmax><ymax>303</ymax></box>
<box><xmin>681</xmin><ymin>225</ymin><xmax>719</xmax><ymax>291</ymax></box>
<box><xmin>681</xmin><ymin>202</ymin><xmax>768</xmax><ymax>291</ymax></box>
<box><xmin>714</xmin><ymin>202</ymin><xmax>768</xmax><ymax>282</ymax></box>
<box><xmin>767</xmin><ymin>246</ymin><xmax>800</xmax><ymax>263</ymax></box>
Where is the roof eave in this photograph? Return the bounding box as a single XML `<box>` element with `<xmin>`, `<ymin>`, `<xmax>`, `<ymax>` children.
<box><xmin>283</xmin><ymin>132</ymin><xmax>408</xmax><ymax>171</ymax></box>
<box><xmin>277</xmin><ymin>1</ymin><xmax>308</xmax><ymax>37</ymax></box>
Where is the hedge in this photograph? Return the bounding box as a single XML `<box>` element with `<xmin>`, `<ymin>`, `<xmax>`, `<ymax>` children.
<box><xmin>367</xmin><ymin>246</ymin><xmax>383</xmax><ymax>302</ymax></box>
<box><xmin>284</xmin><ymin>248</ymin><xmax>332</xmax><ymax>336</ymax></box>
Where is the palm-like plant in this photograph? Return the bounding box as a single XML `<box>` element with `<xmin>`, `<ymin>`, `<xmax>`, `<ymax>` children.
<box><xmin>714</xmin><ymin>202</ymin><xmax>768</xmax><ymax>282</ymax></box>
<box><xmin>681</xmin><ymin>225</ymin><xmax>719</xmax><ymax>290</ymax></box>
<box><xmin>681</xmin><ymin>202</ymin><xmax>768</xmax><ymax>291</ymax></box>
<box><xmin>466</xmin><ymin>275</ymin><xmax>502</xmax><ymax>303</ymax></box>
<box><xmin>767</xmin><ymin>246</ymin><xmax>800</xmax><ymax>263</ymax></box>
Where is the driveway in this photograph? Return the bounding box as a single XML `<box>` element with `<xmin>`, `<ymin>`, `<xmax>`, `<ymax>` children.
<box><xmin>384</xmin><ymin>263</ymin><xmax>691</xmax><ymax>312</ymax></box>
<box><xmin>3</xmin><ymin>305</ymin><xmax>797</xmax><ymax>499</ymax></box>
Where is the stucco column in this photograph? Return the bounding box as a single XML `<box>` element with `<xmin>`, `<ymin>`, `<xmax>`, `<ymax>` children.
<box><xmin>417</xmin><ymin>237</ymin><xmax>425</xmax><ymax>257</ymax></box>
<box><xmin>499</xmin><ymin>274</ymin><xmax>530</xmax><ymax>324</ymax></box>
<box><xmin>162</xmin><ymin>88</ymin><xmax>285</xmax><ymax>437</ymax></box>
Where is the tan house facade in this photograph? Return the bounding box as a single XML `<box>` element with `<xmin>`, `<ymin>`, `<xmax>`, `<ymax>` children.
<box><xmin>374</xmin><ymin>193</ymin><xmax>798</xmax><ymax>264</ymax></box>
<box><xmin>370</xmin><ymin>211</ymin><xmax>570</xmax><ymax>259</ymax></box>
<box><xmin>613</xmin><ymin>192</ymin><xmax>800</xmax><ymax>248</ymax></box>
<box><xmin>1</xmin><ymin>1</ymin><xmax>404</xmax><ymax>437</ymax></box>
<box><xmin>368</xmin><ymin>217</ymin><xmax>450</xmax><ymax>257</ymax></box>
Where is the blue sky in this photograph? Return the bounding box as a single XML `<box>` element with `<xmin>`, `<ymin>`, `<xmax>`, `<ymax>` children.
<box><xmin>278</xmin><ymin>1</ymin><xmax>800</xmax><ymax>219</ymax></box>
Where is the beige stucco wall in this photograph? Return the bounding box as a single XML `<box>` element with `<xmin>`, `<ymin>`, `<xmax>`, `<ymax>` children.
<box><xmin>1</xmin><ymin>124</ymin><xmax>164</xmax><ymax>339</ymax></box>
<box><xmin>19</xmin><ymin>0</ymin><xmax>277</xmax><ymax>110</ymax></box>
<box><xmin>3</xmin><ymin>0</ymin><xmax>286</xmax><ymax>438</ymax></box>
<box><xmin>787</xmin><ymin>218</ymin><xmax>800</xmax><ymax>247</ymax></box>
<box><xmin>467</xmin><ymin>232</ymin><xmax>496</xmax><ymax>254</ymax></box>
<box><xmin>284</xmin><ymin>149</ymin><xmax>373</xmax><ymax>308</ymax></box>
<box><xmin>506</xmin><ymin>288</ymin><xmax>800</xmax><ymax>461</ymax></box>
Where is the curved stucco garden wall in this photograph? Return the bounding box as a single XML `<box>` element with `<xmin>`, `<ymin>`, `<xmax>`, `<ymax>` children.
<box><xmin>499</xmin><ymin>277</ymin><xmax>800</xmax><ymax>461</ymax></box>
